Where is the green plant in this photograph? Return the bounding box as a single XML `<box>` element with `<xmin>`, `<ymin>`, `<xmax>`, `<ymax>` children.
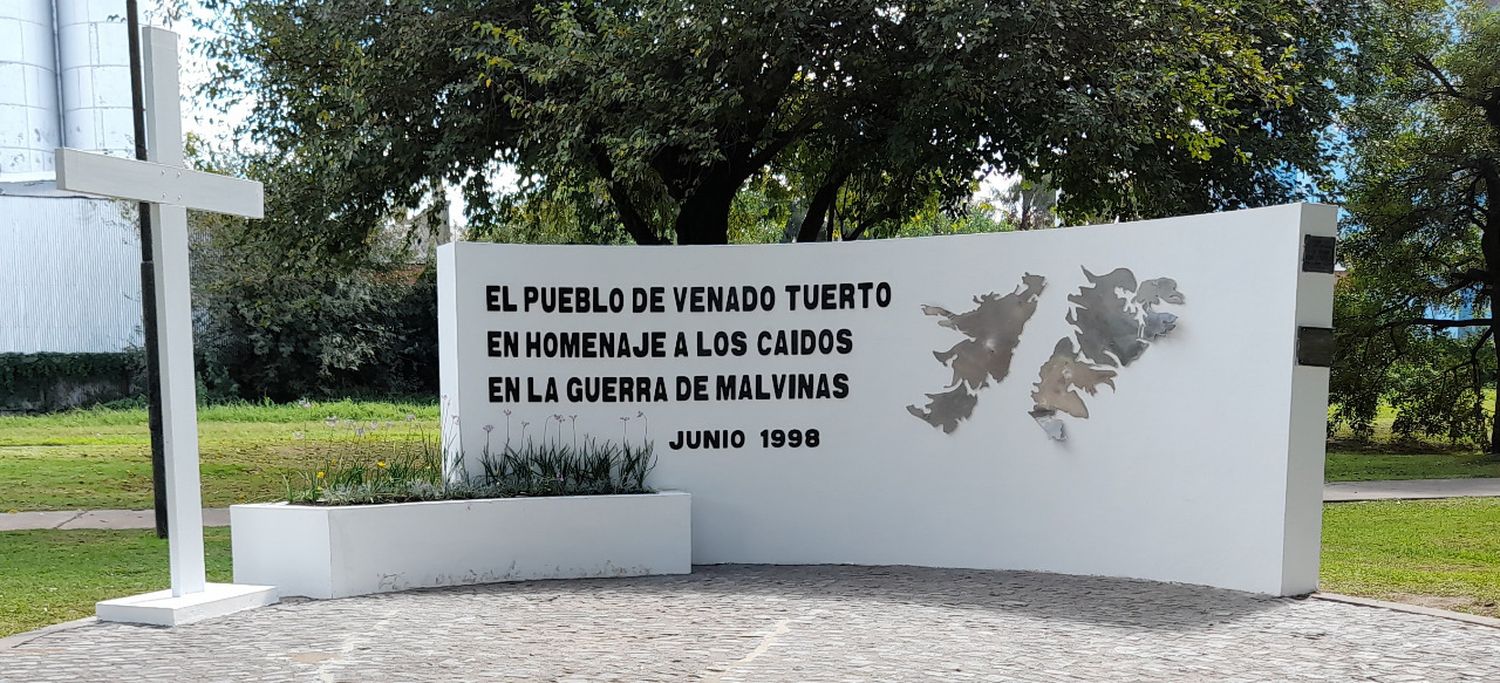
<box><xmin>474</xmin><ymin>436</ymin><xmax>656</xmax><ymax>498</ymax></box>
<box><xmin>0</xmin><ymin>352</ymin><xmax>145</xmax><ymax>412</ymax></box>
<box><xmin>203</xmin><ymin>0</ymin><xmax>1353</xmax><ymax>248</ymax></box>
<box><xmin>1335</xmin><ymin>0</ymin><xmax>1500</xmax><ymax>452</ymax></box>
<box><xmin>284</xmin><ymin>417</ymin><xmax>445</xmax><ymax>505</ymax></box>
<box><xmin>193</xmin><ymin>252</ymin><xmax>440</xmax><ymax>403</ymax></box>
<box><xmin>284</xmin><ymin>416</ymin><xmax>656</xmax><ymax>505</ymax></box>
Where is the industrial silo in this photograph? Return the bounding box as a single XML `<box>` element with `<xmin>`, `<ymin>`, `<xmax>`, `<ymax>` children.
<box><xmin>56</xmin><ymin>0</ymin><xmax>134</xmax><ymax>157</ymax></box>
<box><xmin>0</xmin><ymin>0</ymin><xmax>141</xmax><ymax>382</ymax></box>
<box><xmin>0</xmin><ymin>0</ymin><xmax>62</xmax><ymax>177</ymax></box>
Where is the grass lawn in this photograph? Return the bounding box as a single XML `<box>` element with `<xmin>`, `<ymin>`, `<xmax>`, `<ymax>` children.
<box><xmin>1325</xmin><ymin>451</ymin><xmax>1500</xmax><ymax>481</ymax></box>
<box><xmin>1325</xmin><ymin>395</ymin><xmax>1500</xmax><ymax>481</ymax></box>
<box><xmin>0</xmin><ymin>400</ymin><xmax>439</xmax><ymax>511</ymax></box>
<box><xmin>1321</xmin><ymin>498</ymin><xmax>1500</xmax><ymax>618</ymax></box>
<box><xmin>0</xmin><ymin>528</ymin><xmax>232</xmax><ymax>638</ymax></box>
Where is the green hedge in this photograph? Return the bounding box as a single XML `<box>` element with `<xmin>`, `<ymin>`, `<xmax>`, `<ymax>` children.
<box><xmin>0</xmin><ymin>352</ymin><xmax>143</xmax><ymax>412</ymax></box>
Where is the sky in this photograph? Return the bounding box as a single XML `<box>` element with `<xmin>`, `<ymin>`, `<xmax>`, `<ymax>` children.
<box><xmin>142</xmin><ymin>1</ymin><xmax>243</xmax><ymax>144</ymax></box>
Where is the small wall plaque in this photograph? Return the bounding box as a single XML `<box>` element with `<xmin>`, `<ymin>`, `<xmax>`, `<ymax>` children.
<box><xmin>1297</xmin><ymin>326</ymin><xmax>1335</xmax><ymax>367</ymax></box>
<box><xmin>1302</xmin><ymin>235</ymin><xmax>1336</xmax><ymax>274</ymax></box>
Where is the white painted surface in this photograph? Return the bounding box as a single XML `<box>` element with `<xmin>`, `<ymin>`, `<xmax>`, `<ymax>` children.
<box><xmin>1281</xmin><ymin>204</ymin><xmax>1338</xmax><ymax>594</ymax></box>
<box><xmin>229</xmin><ymin>504</ymin><xmax>333</xmax><ymax>597</ymax></box>
<box><xmin>0</xmin><ymin>0</ymin><xmax>61</xmax><ymax>177</ymax></box>
<box><xmin>141</xmin><ymin>27</ymin><xmax>205</xmax><ymax>597</ymax></box>
<box><xmin>56</xmin><ymin>147</ymin><xmax>265</xmax><ymax>218</ymax></box>
<box><xmin>55</xmin><ymin>0</ymin><xmax>133</xmax><ymax>158</ymax></box>
<box><xmin>96</xmin><ymin>583</ymin><xmax>278</xmax><ymax>627</ymax></box>
<box><xmin>58</xmin><ymin>27</ymin><xmax>265</xmax><ymax>613</ymax></box>
<box><xmin>0</xmin><ymin>194</ymin><xmax>140</xmax><ymax>352</ymax></box>
<box><xmin>439</xmin><ymin>204</ymin><xmax>1337</xmax><ymax>596</ymax></box>
<box><xmin>230</xmin><ymin>492</ymin><xmax>693</xmax><ymax>599</ymax></box>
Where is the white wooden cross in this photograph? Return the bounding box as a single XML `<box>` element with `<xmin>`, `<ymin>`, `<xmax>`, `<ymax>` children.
<box><xmin>55</xmin><ymin>28</ymin><xmax>263</xmax><ymax>601</ymax></box>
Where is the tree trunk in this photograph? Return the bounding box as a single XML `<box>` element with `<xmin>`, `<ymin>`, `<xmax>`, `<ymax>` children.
<box><xmin>591</xmin><ymin>143</ymin><xmax>664</xmax><ymax>246</ymax></box>
<box><xmin>797</xmin><ymin>176</ymin><xmax>844</xmax><ymax>242</ymax></box>
<box><xmin>1489</xmin><ymin>271</ymin><xmax>1500</xmax><ymax>455</ymax></box>
<box><xmin>1490</xmin><ymin>315</ymin><xmax>1500</xmax><ymax>455</ymax></box>
<box><xmin>673</xmin><ymin>180</ymin><xmax>736</xmax><ymax>244</ymax></box>
<box><xmin>1485</xmin><ymin>215</ymin><xmax>1500</xmax><ymax>454</ymax></box>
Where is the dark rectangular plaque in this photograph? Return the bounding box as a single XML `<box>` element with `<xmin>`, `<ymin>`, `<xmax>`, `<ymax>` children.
<box><xmin>1302</xmin><ymin>235</ymin><xmax>1336</xmax><ymax>274</ymax></box>
<box><xmin>1296</xmin><ymin>326</ymin><xmax>1335</xmax><ymax>367</ymax></box>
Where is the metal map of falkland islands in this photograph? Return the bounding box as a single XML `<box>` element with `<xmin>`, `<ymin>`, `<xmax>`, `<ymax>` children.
<box><xmin>1029</xmin><ymin>267</ymin><xmax>1184</xmax><ymax>441</ymax></box>
<box><xmin>906</xmin><ymin>274</ymin><xmax>1045</xmax><ymax>433</ymax></box>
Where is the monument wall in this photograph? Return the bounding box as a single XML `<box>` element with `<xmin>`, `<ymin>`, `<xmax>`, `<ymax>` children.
<box><xmin>439</xmin><ymin>203</ymin><xmax>1337</xmax><ymax>595</ymax></box>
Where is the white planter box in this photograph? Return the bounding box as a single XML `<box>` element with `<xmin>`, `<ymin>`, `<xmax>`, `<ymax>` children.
<box><xmin>230</xmin><ymin>491</ymin><xmax>690</xmax><ymax>599</ymax></box>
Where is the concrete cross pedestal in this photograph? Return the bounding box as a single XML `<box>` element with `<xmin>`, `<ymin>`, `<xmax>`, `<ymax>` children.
<box><xmin>55</xmin><ymin>26</ymin><xmax>277</xmax><ymax>627</ymax></box>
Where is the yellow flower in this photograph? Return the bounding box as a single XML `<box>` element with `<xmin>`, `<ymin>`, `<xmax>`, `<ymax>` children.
<box><xmin>316</xmin><ymin>471</ymin><xmax>326</xmax><ymax>479</ymax></box>
<box><xmin>377</xmin><ymin>461</ymin><xmax>387</xmax><ymax>469</ymax></box>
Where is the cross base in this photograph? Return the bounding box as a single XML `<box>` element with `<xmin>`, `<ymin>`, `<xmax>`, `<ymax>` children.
<box><xmin>96</xmin><ymin>583</ymin><xmax>278</xmax><ymax>627</ymax></box>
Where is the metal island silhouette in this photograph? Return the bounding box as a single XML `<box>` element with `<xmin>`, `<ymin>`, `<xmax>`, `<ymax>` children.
<box><xmin>906</xmin><ymin>274</ymin><xmax>1045</xmax><ymax>433</ymax></box>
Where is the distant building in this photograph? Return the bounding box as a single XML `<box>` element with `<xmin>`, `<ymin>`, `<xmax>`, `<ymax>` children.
<box><xmin>0</xmin><ymin>0</ymin><xmax>141</xmax><ymax>353</ymax></box>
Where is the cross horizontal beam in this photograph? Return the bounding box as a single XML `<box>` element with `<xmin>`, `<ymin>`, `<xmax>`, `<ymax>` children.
<box><xmin>55</xmin><ymin>148</ymin><xmax>265</xmax><ymax>219</ymax></box>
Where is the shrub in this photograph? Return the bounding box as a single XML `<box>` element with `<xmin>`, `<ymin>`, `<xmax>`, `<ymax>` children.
<box><xmin>286</xmin><ymin>426</ymin><xmax>656</xmax><ymax>506</ymax></box>
<box><xmin>0</xmin><ymin>352</ymin><xmax>144</xmax><ymax>412</ymax></box>
<box><xmin>193</xmin><ymin>251</ymin><xmax>438</xmax><ymax>403</ymax></box>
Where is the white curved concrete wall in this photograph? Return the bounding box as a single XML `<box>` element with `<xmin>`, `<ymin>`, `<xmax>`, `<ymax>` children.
<box><xmin>0</xmin><ymin>0</ymin><xmax>62</xmax><ymax>176</ymax></box>
<box><xmin>57</xmin><ymin>0</ymin><xmax>134</xmax><ymax>157</ymax></box>
<box><xmin>439</xmin><ymin>204</ymin><xmax>1338</xmax><ymax>596</ymax></box>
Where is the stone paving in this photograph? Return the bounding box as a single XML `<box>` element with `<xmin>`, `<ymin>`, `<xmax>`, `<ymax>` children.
<box><xmin>4</xmin><ymin>565</ymin><xmax>1499</xmax><ymax>682</ymax></box>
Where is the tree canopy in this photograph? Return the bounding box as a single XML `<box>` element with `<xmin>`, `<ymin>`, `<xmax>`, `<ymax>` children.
<box><xmin>199</xmin><ymin>0</ymin><xmax>1355</xmax><ymax>252</ymax></box>
<box><xmin>1333</xmin><ymin>0</ymin><xmax>1500</xmax><ymax>449</ymax></box>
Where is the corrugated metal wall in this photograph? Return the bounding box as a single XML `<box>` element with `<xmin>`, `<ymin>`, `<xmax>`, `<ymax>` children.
<box><xmin>1</xmin><ymin>1</ymin><xmax>141</xmax><ymax>354</ymax></box>
<box><xmin>0</xmin><ymin>194</ymin><xmax>142</xmax><ymax>352</ymax></box>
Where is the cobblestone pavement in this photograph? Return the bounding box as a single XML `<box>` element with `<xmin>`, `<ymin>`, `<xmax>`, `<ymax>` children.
<box><xmin>4</xmin><ymin>565</ymin><xmax>1499</xmax><ymax>682</ymax></box>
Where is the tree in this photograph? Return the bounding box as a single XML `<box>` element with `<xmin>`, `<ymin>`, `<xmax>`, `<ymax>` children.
<box><xmin>1329</xmin><ymin>271</ymin><xmax>1493</xmax><ymax>447</ymax></box>
<box><xmin>185</xmin><ymin>140</ymin><xmax>441</xmax><ymax>401</ymax></box>
<box><xmin>1336</xmin><ymin>0</ymin><xmax>1500</xmax><ymax>450</ymax></box>
<box><xmin>997</xmin><ymin>176</ymin><xmax>1059</xmax><ymax>232</ymax></box>
<box><xmin>200</xmin><ymin>0</ymin><xmax>1354</xmax><ymax>251</ymax></box>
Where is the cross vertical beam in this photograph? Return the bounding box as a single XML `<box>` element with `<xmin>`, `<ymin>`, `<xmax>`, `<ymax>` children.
<box><xmin>142</xmin><ymin>27</ymin><xmax>205</xmax><ymax>597</ymax></box>
<box><xmin>57</xmin><ymin>24</ymin><xmax>273</xmax><ymax>625</ymax></box>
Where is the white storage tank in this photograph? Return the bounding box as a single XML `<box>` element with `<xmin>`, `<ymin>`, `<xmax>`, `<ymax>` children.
<box><xmin>56</xmin><ymin>0</ymin><xmax>133</xmax><ymax>157</ymax></box>
<box><xmin>0</xmin><ymin>0</ymin><xmax>62</xmax><ymax>177</ymax></box>
<box><xmin>0</xmin><ymin>0</ymin><xmax>141</xmax><ymax>355</ymax></box>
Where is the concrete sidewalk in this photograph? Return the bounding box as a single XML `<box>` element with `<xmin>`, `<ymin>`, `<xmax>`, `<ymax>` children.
<box><xmin>3</xmin><ymin>478</ymin><xmax>1499</xmax><ymax>531</ymax></box>
<box><xmin>1325</xmin><ymin>477</ymin><xmax>1500</xmax><ymax>502</ymax></box>
<box><xmin>0</xmin><ymin>508</ymin><xmax>229</xmax><ymax>532</ymax></box>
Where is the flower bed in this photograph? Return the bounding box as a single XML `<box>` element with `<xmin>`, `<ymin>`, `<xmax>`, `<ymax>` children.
<box><xmin>232</xmin><ymin>418</ymin><xmax>687</xmax><ymax>599</ymax></box>
<box><xmin>230</xmin><ymin>491</ymin><xmax>690</xmax><ymax>599</ymax></box>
